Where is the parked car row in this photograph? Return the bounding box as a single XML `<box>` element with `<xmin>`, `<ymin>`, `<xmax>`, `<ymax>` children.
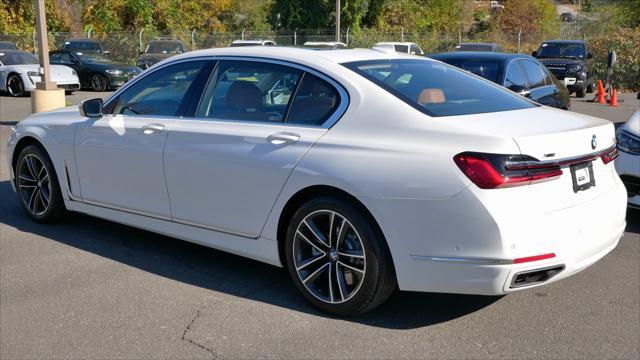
<box><xmin>8</xmin><ymin>45</ymin><xmax>627</xmax><ymax>316</ymax></box>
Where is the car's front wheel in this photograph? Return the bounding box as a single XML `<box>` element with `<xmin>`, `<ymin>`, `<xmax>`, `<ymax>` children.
<box><xmin>285</xmin><ymin>197</ymin><xmax>396</xmax><ymax>316</ymax></box>
<box><xmin>7</xmin><ymin>74</ymin><xmax>26</xmax><ymax>97</ymax></box>
<box><xmin>15</xmin><ymin>145</ymin><xmax>66</xmax><ymax>222</ymax></box>
<box><xmin>575</xmin><ymin>84</ymin><xmax>586</xmax><ymax>98</ymax></box>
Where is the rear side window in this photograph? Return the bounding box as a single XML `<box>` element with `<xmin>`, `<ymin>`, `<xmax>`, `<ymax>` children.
<box><xmin>394</xmin><ymin>45</ymin><xmax>409</xmax><ymax>53</ymax></box>
<box><xmin>196</xmin><ymin>60</ymin><xmax>302</xmax><ymax>122</ymax></box>
<box><xmin>437</xmin><ymin>59</ymin><xmax>502</xmax><ymax>83</ymax></box>
<box><xmin>287</xmin><ymin>73</ymin><xmax>340</xmax><ymax>126</ymax></box>
<box><xmin>344</xmin><ymin>59</ymin><xmax>535</xmax><ymax>117</ymax></box>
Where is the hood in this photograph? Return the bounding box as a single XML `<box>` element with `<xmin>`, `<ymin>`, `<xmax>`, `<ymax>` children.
<box><xmin>2</xmin><ymin>64</ymin><xmax>75</xmax><ymax>78</ymax></box>
<box><xmin>88</xmin><ymin>61</ymin><xmax>140</xmax><ymax>73</ymax></box>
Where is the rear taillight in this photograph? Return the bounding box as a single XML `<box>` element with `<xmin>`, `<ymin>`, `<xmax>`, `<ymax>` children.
<box><xmin>454</xmin><ymin>152</ymin><xmax>563</xmax><ymax>189</ymax></box>
<box><xmin>600</xmin><ymin>146</ymin><xmax>619</xmax><ymax>164</ymax></box>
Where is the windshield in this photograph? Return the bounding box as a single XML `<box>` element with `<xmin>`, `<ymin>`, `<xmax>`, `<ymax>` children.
<box><xmin>64</xmin><ymin>41</ymin><xmax>101</xmax><ymax>51</ymax></box>
<box><xmin>76</xmin><ymin>53</ymin><xmax>110</xmax><ymax>62</ymax></box>
<box><xmin>146</xmin><ymin>42</ymin><xmax>183</xmax><ymax>54</ymax></box>
<box><xmin>0</xmin><ymin>42</ymin><xmax>18</xmax><ymax>50</ymax></box>
<box><xmin>344</xmin><ymin>59</ymin><xmax>535</xmax><ymax>117</ymax></box>
<box><xmin>537</xmin><ymin>43</ymin><xmax>585</xmax><ymax>59</ymax></box>
<box><xmin>0</xmin><ymin>51</ymin><xmax>38</xmax><ymax>65</ymax></box>
<box><xmin>432</xmin><ymin>58</ymin><xmax>502</xmax><ymax>83</ymax></box>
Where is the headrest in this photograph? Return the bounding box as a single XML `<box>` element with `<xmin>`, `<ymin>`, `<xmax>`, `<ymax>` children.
<box><xmin>225</xmin><ymin>81</ymin><xmax>262</xmax><ymax>109</ymax></box>
<box><xmin>418</xmin><ymin>88</ymin><xmax>445</xmax><ymax>104</ymax></box>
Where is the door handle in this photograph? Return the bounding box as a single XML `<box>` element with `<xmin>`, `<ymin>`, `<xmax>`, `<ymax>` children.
<box><xmin>266</xmin><ymin>132</ymin><xmax>300</xmax><ymax>145</ymax></box>
<box><xmin>142</xmin><ymin>123</ymin><xmax>165</xmax><ymax>134</ymax></box>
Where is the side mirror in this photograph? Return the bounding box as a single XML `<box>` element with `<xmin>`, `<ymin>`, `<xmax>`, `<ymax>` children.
<box><xmin>508</xmin><ymin>85</ymin><xmax>531</xmax><ymax>97</ymax></box>
<box><xmin>103</xmin><ymin>50</ymin><xmax>111</xmax><ymax>55</ymax></box>
<box><xmin>531</xmin><ymin>50</ymin><xmax>538</xmax><ymax>57</ymax></box>
<box><xmin>79</xmin><ymin>98</ymin><xmax>103</xmax><ymax>118</ymax></box>
<box><xmin>587</xmin><ymin>52</ymin><xmax>593</xmax><ymax>59</ymax></box>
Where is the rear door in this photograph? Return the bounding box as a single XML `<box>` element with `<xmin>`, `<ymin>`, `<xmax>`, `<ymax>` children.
<box><xmin>163</xmin><ymin>59</ymin><xmax>346</xmax><ymax>237</ymax></box>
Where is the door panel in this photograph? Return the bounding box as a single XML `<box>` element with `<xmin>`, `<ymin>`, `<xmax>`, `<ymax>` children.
<box><xmin>164</xmin><ymin>120</ymin><xmax>325</xmax><ymax>237</ymax></box>
<box><xmin>74</xmin><ymin>115</ymin><xmax>171</xmax><ymax>217</ymax></box>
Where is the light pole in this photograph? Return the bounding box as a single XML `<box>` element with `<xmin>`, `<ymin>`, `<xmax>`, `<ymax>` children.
<box><xmin>335</xmin><ymin>0</ymin><xmax>340</xmax><ymax>42</ymax></box>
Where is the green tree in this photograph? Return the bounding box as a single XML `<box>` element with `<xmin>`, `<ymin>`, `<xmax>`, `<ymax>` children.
<box><xmin>499</xmin><ymin>0</ymin><xmax>559</xmax><ymax>36</ymax></box>
<box><xmin>0</xmin><ymin>0</ymin><xmax>71</xmax><ymax>34</ymax></box>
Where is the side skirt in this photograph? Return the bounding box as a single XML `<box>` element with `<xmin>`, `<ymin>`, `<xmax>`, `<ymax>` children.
<box><xmin>64</xmin><ymin>200</ymin><xmax>283</xmax><ymax>267</ymax></box>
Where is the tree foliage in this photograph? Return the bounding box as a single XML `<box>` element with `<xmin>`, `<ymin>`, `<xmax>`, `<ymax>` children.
<box><xmin>499</xmin><ymin>0</ymin><xmax>559</xmax><ymax>35</ymax></box>
<box><xmin>0</xmin><ymin>0</ymin><xmax>72</xmax><ymax>34</ymax></box>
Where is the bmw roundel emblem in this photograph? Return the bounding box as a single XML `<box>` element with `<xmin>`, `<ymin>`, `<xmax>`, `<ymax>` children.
<box><xmin>591</xmin><ymin>134</ymin><xmax>597</xmax><ymax>150</ymax></box>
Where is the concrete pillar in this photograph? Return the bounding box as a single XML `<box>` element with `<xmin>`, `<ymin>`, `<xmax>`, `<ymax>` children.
<box><xmin>31</xmin><ymin>0</ymin><xmax>65</xmax><ymax>113</ymax></box>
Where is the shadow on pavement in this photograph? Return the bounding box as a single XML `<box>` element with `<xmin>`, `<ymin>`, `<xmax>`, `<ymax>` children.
<box><xmin>0</xmin><ymin>180</ymin><xmax>500</xmax><ymax>329</ymax></box>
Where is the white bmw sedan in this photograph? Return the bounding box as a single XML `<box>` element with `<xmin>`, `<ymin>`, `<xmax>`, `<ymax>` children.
<box><xmin>0</xmin><ymin>50</ymin><xmax>80</xmax><ymax>96</ymax></box>
<box><xmin>6</xmin><ymin>47</ymin><xmax>627</xmax><ymax>315</ymax></box>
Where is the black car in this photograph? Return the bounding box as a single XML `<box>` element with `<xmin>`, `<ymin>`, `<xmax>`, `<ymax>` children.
<box><xmin>62</xmin><ymin>38</ymin><xmax>108</xmax><ymax>55</ymax></box>
<box><xmin>428</xmin><ymin>52</ymin><xmax>571</xmax><ymax>110</ymax></box>
<box><xmin>560</xmin><ymin>12</ymin><xmax>575</xmax><ymax>22</ymax></box>
<box><xmin>532</xmin><ymin>40</ymin><xmax>595</xmax><ymax>98</ymax></box>
<box><xmin>137</xmin><ymin>40</ymin><xmax>186</xmax><ymax>69</ymax></box>
<box><xmin>454</xmin><ymin>43</ymin><xmax>502</xmax><ymax>52</ymax></box>
<box><xmin>0</xmin><ymin>41</ymin><xmax>18</xmax><ymax>50</ymax></box>
<box><xmin>49</xmin><ymin>50</ymin><xmax>141</xmax><ymax>91</ymax></box>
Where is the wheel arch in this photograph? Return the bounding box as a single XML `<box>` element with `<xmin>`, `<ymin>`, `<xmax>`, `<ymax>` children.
<box><xmin>275</xmin><ymin>184</ymin><xmax>394</xmax><ymax>271</ymax></box>
<box><xmin>11</xmin><ymin>135</ymin><xmax>47</xmax><ymax>173</ymax></box>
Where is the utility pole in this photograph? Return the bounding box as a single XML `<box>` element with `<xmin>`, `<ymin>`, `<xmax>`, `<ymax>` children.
<box><xmin>34</xmin><ymin>0</ymin><xmax>56</xmax><ymax>91</ymax></box>
<box><xmin>335</xmin><ymin>0</ymin><xmax>340</xmax><ymax>42</ymax></box>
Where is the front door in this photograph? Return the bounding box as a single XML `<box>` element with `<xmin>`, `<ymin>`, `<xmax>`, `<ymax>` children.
<box><xmin>74</xmin><ymin>59</ymin><xmax>211</xmax><ymax>218</ymax></box>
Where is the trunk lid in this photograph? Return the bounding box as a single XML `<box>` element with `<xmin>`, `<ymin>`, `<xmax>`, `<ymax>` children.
<box><xmin>450</xmin><ymin>106</ymin><xmax>618</xmax><ymax>211</ymax></box>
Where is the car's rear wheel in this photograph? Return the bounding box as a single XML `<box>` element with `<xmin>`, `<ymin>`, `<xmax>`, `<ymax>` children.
<box><xmin>15</xmin><ymin>145</ymin><xmax>66</xmax><ymax>222</ymax></box>
<box><xmin>285</xmin><ymin>197</ymin><xmax>396</xmax><ymax>316</ymax></box>
<box><xmin>7</xmin><ymin>74</ymin><xmax>25</xmax><ymax>97</ymax></box>
<box><xmin>90</xmin><ymin>73</ymin><xmax>108</xmax><ymax>92</ymax></box>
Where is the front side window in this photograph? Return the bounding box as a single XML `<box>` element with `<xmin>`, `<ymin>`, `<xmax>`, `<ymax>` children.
<box><xmin>288</xmin><ymin>73</ymin><xmax>340</xmax><ymax>126</ymax></box>
<box><xmin>111</xmin><ymin>60</ymin><xmax>205</xmax><ymax>116</ymax></box>
<box><xmin>394</xmin><ymin>45</ymin><xmax>409</xmax><ymax>53</ymax></box>
<box><xmin>196</xmin><ymin>60</ymin><xmax>302</xmax><ymax>122</ymax></box>
<box><xmin>504</xmin><ymin>61</ymin><xmax>527</xmax><ymax>90</ymax></box>
<box><xmin>520</xmin><ymin>60</ymin><xmax>546</xmax><ymax>89</ymax></box>
<box><xmin>344</xmin><ymin>59</ymin><xmax>535</xmax><ymax>117</ymax></box>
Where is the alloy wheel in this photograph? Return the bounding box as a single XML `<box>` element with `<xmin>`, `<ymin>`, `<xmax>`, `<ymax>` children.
<box><xmin>17</xmin><ymin>154</ymin><xmax>51</xmax><ymax>216</ymax></box>
<box><xmin>292</xmin><ymin>210</ymin><xmax>366</xmax><ymax>304</ymax></box>
<box><xmin>91</xmin><ymin>74</ymin><xmax>106</xmax><ymax>91</ymax></box>
<box><xmin>7</xmin><ymin>75</ymin><xmax>24</xmax><ymax>97</ymax></box>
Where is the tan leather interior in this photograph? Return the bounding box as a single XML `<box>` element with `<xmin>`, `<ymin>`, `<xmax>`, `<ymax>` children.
<box><xmin>418</xmin><ymin>88</ymin><xmax>446</xmax><ymax>104</ymax></box>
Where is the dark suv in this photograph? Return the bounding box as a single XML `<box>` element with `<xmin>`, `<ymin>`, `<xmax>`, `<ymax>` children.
<box><xmin>533</xmin><ymin>40</ymin><xmax>595</xmax><ymax>98</ymax></box>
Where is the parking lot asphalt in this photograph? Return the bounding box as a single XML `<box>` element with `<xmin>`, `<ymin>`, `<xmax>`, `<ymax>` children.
<box><xmin>0</xmin><ymin>91</ymin><xmax>638</xmax><ymax>359</ymax></box>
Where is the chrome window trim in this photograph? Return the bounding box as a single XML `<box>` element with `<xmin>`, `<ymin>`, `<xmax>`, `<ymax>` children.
<box><xmin>103</xmin><ymin>55</ymin><xmax>350</xmax><ymax>130</ymax></box>
<box><xmin>504</xmin><ymin>144</ymin><xmax>617</xmax><ymax>170</ymax></box>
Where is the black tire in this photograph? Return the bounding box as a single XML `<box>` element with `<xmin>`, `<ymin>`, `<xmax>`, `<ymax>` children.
<box><xmin>285</xmin><ymin>196</ymin><xmax>396</xmax><ymax>316</ymax></box>
<box><xmin>65</xmin><ymin>90</ymin><xmax>75</xmax><ymax>95</ymax></box>
<box><xmin>14</xmin><ymin>145</ymin><xmax>66</xmax><ymax>223</ymax></box>
<box><xmin>575</xmin><ymin>85</ymin><xmax>586</xmax><ymax>98</ymax></box>
<box><xmin>90</xmin><ymin>73</ymin><xmax>109</xmax><ymax>92</ymax></box>
<box><xmin>6</xmin><ymin>74</ymin><xmax>26</xmax><ymax>97</ymax></box>
<box><xmin>586</xmin><ymin>81</ymin><xmax>594</xmax><ymax>93</ymax></box>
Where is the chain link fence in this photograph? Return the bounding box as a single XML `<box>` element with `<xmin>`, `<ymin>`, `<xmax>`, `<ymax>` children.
<box><xmin>2</xmin><ymin>27</ymin><xmax>638</xmax><ymax>90</ymax></box>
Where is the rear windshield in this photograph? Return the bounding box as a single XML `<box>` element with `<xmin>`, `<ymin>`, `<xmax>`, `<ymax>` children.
<box><xmin>432</xmin><ymin>58</ymin><xmax>502</xmax><ymax>83</ymax></box>
<box><xmin>343</xmin><ymin>59</ymin><xmax>534</xmax><ymax>117</ymax></box>
<box><xmin>146</xmin><ymin>42</ymin><xmax>183</xmax><ymax>54</ymax></box>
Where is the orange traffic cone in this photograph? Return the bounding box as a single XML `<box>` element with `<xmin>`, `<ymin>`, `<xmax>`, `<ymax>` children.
<box><xmin>609</xmin><ymin>88</ymin><xmax>618</xmax><ymax>107</ymax></box>
<box><xmin>596</xmin><ymin>80</ymin><xmax>606</xmax><ymax>104</ymax></box>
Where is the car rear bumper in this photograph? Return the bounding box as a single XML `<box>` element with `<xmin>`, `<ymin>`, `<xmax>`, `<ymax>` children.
<box><xmin>364</xmin><ymin>173</ymin><xmax>627</xmax><ymax>295</ymax></box>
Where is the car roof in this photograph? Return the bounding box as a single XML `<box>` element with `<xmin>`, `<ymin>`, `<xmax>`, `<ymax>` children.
<box><xmin>458</xmin><ymin>42</ymin><xmax>498</xmax><ymax>46</ymax></box>
<box><xmin>232</xmin><ymin>39</ymin><xmax>273</xmax><ymax>44</ymax></box>
<box><xmin>428</xmin><ymin>51</ymin><xmax>535</xmax><ymax>62</ymax></box>
<box><xmin>0</xmin><ymin>50</ymin><xmax>29</xmax><ymax>55</ymax></box>
<box><xmin>374</xmin><ymin>42</ymin><xmax>419</xmax><ymax>46</ymax></box>
<box><xmin>541</xmin><ymin>39</ymin><xmax>586</xmax><ymax>44</ymax></box>
<box><xmin>169</xmin><ymin>46</ymin><xmax>420</xmax><ymax>65</ymax></box>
